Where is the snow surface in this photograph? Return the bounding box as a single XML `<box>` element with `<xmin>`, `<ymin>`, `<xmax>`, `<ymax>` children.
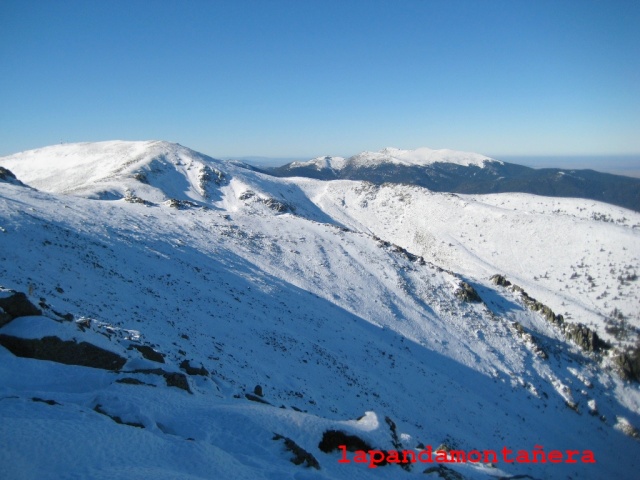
<box><xmin>0</xmin><ymin>141</ymin><xmax>639</xmax><ymax>479</ymax></box>
<box><xmin>289</xmin><ymin>147</ymin><xmax>499</xmax><ymax>171</ymax></box>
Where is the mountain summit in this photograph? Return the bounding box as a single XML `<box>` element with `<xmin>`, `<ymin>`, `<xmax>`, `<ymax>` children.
<box><xmin>269</xmin><ymin>147</ymin><xmax>640</xmax><ymax>212</ymax></box>
<box><xmin>290</xmin><ymin>147</ymin><xmax>499</xmax><ymax>172</ymax></box>
<box><xmin>0</xmin><ymin>140</ymin><xmax>229</xmax><ymax>203</ymax></box>
<box><xmin>1</xmin><ymin>141</ymin><xmax>639</xmax><ymax>479</ymax></box>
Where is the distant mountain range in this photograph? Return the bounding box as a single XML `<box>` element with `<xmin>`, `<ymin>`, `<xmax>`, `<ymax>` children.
<box><xmin>266</xmin><ymin>147</ymin><xmax>640</xmax><ymax>212</ymax></box>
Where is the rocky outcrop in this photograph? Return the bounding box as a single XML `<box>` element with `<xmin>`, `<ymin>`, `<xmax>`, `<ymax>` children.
<box><xmin>93</xmin><ymin>404</ymin><xmax>144</xmax><ymax>428</ymax></box>
<box><xmin>455</xmin><ymin>281</ymin><xmax>482</xmax><ymax>303</ymax></box>
<box><xmin>0</xmin><ymin>334</ymin><xmax>127</xmax><ymax>370</ymax></box>
<box><xmin>490</xmin><ymin>274</ymin><xmax>511</xmax><ymax>288</ymax></box>
<box><xmin>273</xmin><ymin>433</ymin><xmax>320</xmax><ymax>469</ymax></box>
<box><xmin>490</xmin><ymin>274</ymin><xmax>609</xmax><ymax>355</ymax></box>
<box><xmin>179</xmin><ymin>359</ymin><xmax>208</xmax><ymax>376</ymax></box>
<box><xmin>0</xmin><ymin>167</ymin><xmax>25</xmax><ymax>186</ymax></box>
<box><xmin>259</xmin><ymin>197</ymin><xmax>294</xmax><ymax>213</ymax></box>
<box><xmin>318</xmin><ymin>429</ymin><xmax>373</xmax><ymax>453</ymax></box>
<box><xmin>127</xmin><ymin>368</ymin><xmax>192</xmax><ymax>393</ymax></box>
<box><xmin>511</xmin><ymin>322</ymin><xmax>548</xmax><ymax>359</ymax></box>
<box><xmin>564</xmin><ymin>323</ymin><xmax>608</xmax><ymax>354</ymax></box>
<box><xmin>0</xmin><ymin>289</ymin><xmax>42</xmax><ymax>327</ymax></box>
<box><xmin>612</xmin><ymin>346</ymin><xmax>640</xmax><ymax>383</ymax></box>
<box><xmin>198</xmin><ymin>165</ymin><xmax>226</xmax><ymax>194</ymax></box>
<box><xmin>239</xmin><ymin>190</ymin><xmax>294</xmax><ymax>213</ymax></box>
<box><xmin>245</xmin><ymin>393</ymin><xmax>272</xmax><ymax>405</ymax></box>
<box><xmin>129</xmin><ymin>344</ymin><xmax>165</xmax><ymax>363</ymax></box>
<box><xmin>124</xmin><ymin>193</ymin><xmax>153</xmax><ymax>206</ymax></box>
<box><xmin>164</xmin><ymin>198</ymin><xmax>200</xmax><ymax>209</ymax></box>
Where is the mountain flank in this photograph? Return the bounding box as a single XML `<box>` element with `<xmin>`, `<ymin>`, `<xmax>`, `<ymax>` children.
<box><xmin>267</xmin><ymin>147</ymin><xmax>640</xmax><ymax>212</ymax></box>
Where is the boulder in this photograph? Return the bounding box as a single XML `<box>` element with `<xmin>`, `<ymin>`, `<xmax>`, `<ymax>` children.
<box><xmin>455</xmin><ymin>281</ymin><xmax>482</xmax><ymax>303</ymax></box>
<box><xmin>0</xmin><ymin>289</ymin><xmax>42</xmax><ymax>327</ymax></box>
<box><xmin>0</xmin><ymin>334</ymin><xmax>126</xmax><ymax>370</ymax></box>
<box><xmin>318</xmin><ymin>429</ymin><xmax>373</xmax><ymax>453</ymax></box>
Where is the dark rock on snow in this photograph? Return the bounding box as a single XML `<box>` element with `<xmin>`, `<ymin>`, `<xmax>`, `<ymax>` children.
<box><xmin>0</xmin><ymin>289</ymin><xmax>42</xmax><ymax>327</ymax></box>
<box><xmin>273</xmin><ymin>433</ymin><xmax>320</xmax><ymax>469</ymax></box>
<box><xmin>0</xmin><ymin>334</ymin><xmax>127</xmax><ymax>371</ymax></box>
<box><xmin>129</xmin><ymin>344</ymin><xmax>165</xmax><ymax>363</ymax></box>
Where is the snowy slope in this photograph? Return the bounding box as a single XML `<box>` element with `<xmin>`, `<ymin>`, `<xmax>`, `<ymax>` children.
<box><xmin>272</xmin><ymin>148</ymin><xmax>640</xmax><ymax>213</ymax></box>
<box><xmin>288</xmin><ymin>147</ymin><xmax>498</xmax><ymax>172</ymax></box>
<box><xmin>0</xmin><ymin>140</ymin><xmax>227</xmax><ymax>203</ymax></box>
<box><xmin>299</xmin><ymin>181</ymin><xmax>640</xmax><ymax>349</ymax></box>
<box><xmin>1</xmin><ymin>141</ymin><xmax>639</xmax><ymax>479</ymax></box>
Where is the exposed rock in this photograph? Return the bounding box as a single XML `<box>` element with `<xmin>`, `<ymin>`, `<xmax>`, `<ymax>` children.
<box><xmin>163</xmin><ymin>371</ymin><xmax>191</xmax><ymax>392</ymax></box>
<box><xmin>245</xmin><ymin>393</ymin><xmax>272</xmax><ymax>405</ymax></box>
<box><xmin>455</xmin><ymin>281</ymin><xmax>482</xmax><ymax>303</ymax></box>
<box><xmin>0</xmin><ymin>289</ymin><xmax>42</xmax><ymax>327</ymax></box>
<box><xmin>179</xmin><ymin>359</ymin><xmax>208</xmax><ymax>376</ymax></box>
<box><xmin>273</xmin><ymin>433</ymin><xmax>320</xmax><ymax>469</ymax></box>
<box><xmin>129</xmin><ymin>344</ymin><xmax>165</xmax><ymax>363</ymax></box>
<box><xmin>386</xmin><ymin>416</ymin><xmax>412</xmax><ymax>471</ymax></box>
<box><xmin>435</xmin><ymin>443</ymin><xmax>452</xmax><ymax>453</ymax></box>
<box><xmin>198</xmin><ymin>165</ymin><xmax>225</xmax><ymax>194</ymax></box>
<box><xmin>0</xmin><ymin>334</ymin><xmax>127</xmax><ymax>371</ymax></box>
<box><xmin>612</xmin><ymin>346</ymin><xmax>640</xmax><ymax>383</ymax></box>
<box><xmin>491</xmin><ymin>275</ymin><xmax>610</xmax><ymax>358</ymax></box>
<box><xmin>254</xmin><ymin>384</ymin><xmax>264</xmax><ymax>397</ymax></box>
<box><xmin>164</xmin><ymin>198</ymin><xmax>199</xmax><ymax>209</ymax></box>
<box><xmin>490</xmin><ymin>274</ymin><xmax>511</xmax><ymax>287</ymax></box>
<box><xmin>0</xmin><ymin>167</ymin><xmax>25</xmax><ymax>186</ymax></box>
<box><xmin>565</xmin><ymin>400</ymin><xmax>579</xmax><ymax>413</ymax></box>
<box><xmin>564</xmin><ymin>323</ymin><xmax>608</xmax><ymax>353</ymax></box>
<box><xmin>385</xmin><ymin>416</ymin><xmax>400</xmax><ymax>447</ymax></box>
<box><xmin>511</xmin><ymin>322</ymin><xmax>548</xmax><ymax>360</ymax></box>
<box><xmin>32</xmin><ymin>397</ymin><xmax>60</xmax><ymax>406</ymax></box>
<box><xmin>259</xmin><ymin>197</ymin><xmax>294</xmax><ymax>213</ymax></box>
<box><xmin>240</xmin><ymin>191</ymin><xmax>294</xmax><ymax>213</ymax></box>
<box><xmin>318</xmin><ymin>429</ymin><xmax>373</xmax><ymax>453</ymax></box>
<box><xmin>124</xmin><ymin>193</ymin><xmax>152</xmax><ymax>206</ymax></box>
<box><xmin>0</xmin><ymin>307</ymin><xmax>10</xmax><ymax>326</ymax></box>
<box><xmin>614</xmin><ymin>416</ymin><xmax>640</xmax><ymax>440</ymax></box>
<box><xmin>132</xmin><ymin>172</ymin><xmax>148</xmax><ymax>183</ymax></box>
<box><xmin>128</xmin><ymin>368</ymin><xmax>192</xmax><ymax>393</ymax></box>
<box><xmin>93</xmin><ymin>404</ymin><xmax>145</xmax><ymax>428</ymax></box>
<box><xmin>115</xmin><ymin>377</ymin><xmax>155</xmax><ymax>387</ymax></box>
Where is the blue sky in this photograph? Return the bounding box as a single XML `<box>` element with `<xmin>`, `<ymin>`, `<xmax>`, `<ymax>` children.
<box><xmin>1</xmin><ymin>0</ymin><xmax>639</xmax><ymax>162</ymax></box>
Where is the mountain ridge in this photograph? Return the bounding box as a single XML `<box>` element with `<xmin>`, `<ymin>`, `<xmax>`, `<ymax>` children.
<box><xmin>268</xmin><ymin>147</ymin><xmax>640</xmax><ymax>212</ymax></box>
<box><xmin>1</xmin><ymin>140</ymin><xmax>639</xmax><ymax>479</ymax></box>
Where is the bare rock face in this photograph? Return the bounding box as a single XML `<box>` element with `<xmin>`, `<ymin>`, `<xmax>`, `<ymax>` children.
<box><xmin>613</xmin><ymin>346</ymin><xmax>640</xmax><ymax>383</ymax></box>
<box><xmin>273</xmin><ymin>433</ymin><xmax>320</xmax><ymax>469</ymax></box>
<box><xmin>0</xmin><ymin>289</ymin><xmax>42</xmax><ymax>327</ymax></box>
<box><xmin>455</xmin><ymin>280</ymin><xmax>482</xmax><ymax>303</ymax></box>
<box><xmin>0</xmin><ymin>334</ymin><xmax>127</xmax><ymax>371</ymax></box>
<box><xmin>0</xmin><ymin>167</ymin><xmax>26</xmax><ymax>186</ymax></box>
<box><xmin>318</xmin><ymin>429</ymin><xmax>373</xmax><ymax>453</ymax></box>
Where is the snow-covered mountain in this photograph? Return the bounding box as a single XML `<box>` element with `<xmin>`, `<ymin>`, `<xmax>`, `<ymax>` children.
<box><xmin>287</xmin><ymin>147</ymin><xmax>498</xmax><ymax>172</ymax></box>
<box><xmin>1</xmin><ymin>141</ymin><xmax>639</xmax><ymax>479</ymax></box>
<box><xmin>269</xmin><ymin>147</ymin><xmax>640</xmax><ymax>212</ymax></box>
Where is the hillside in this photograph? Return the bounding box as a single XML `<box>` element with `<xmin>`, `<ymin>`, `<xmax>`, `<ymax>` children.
<box><xmin>1</xmin><ymin>141</ymin><xmax>639</xmax><ymax>479</ymax></box>
<box><xmin>268</xmin><ymin>147</ymin><xmax>640</xmax><ymax>212</ymax></box>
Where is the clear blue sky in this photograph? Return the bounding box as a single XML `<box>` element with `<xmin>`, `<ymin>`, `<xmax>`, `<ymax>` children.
<box><xmin>1</xmin><ymin>0</ymin><xmax>639</xmax><ymax>160</ymax></box>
